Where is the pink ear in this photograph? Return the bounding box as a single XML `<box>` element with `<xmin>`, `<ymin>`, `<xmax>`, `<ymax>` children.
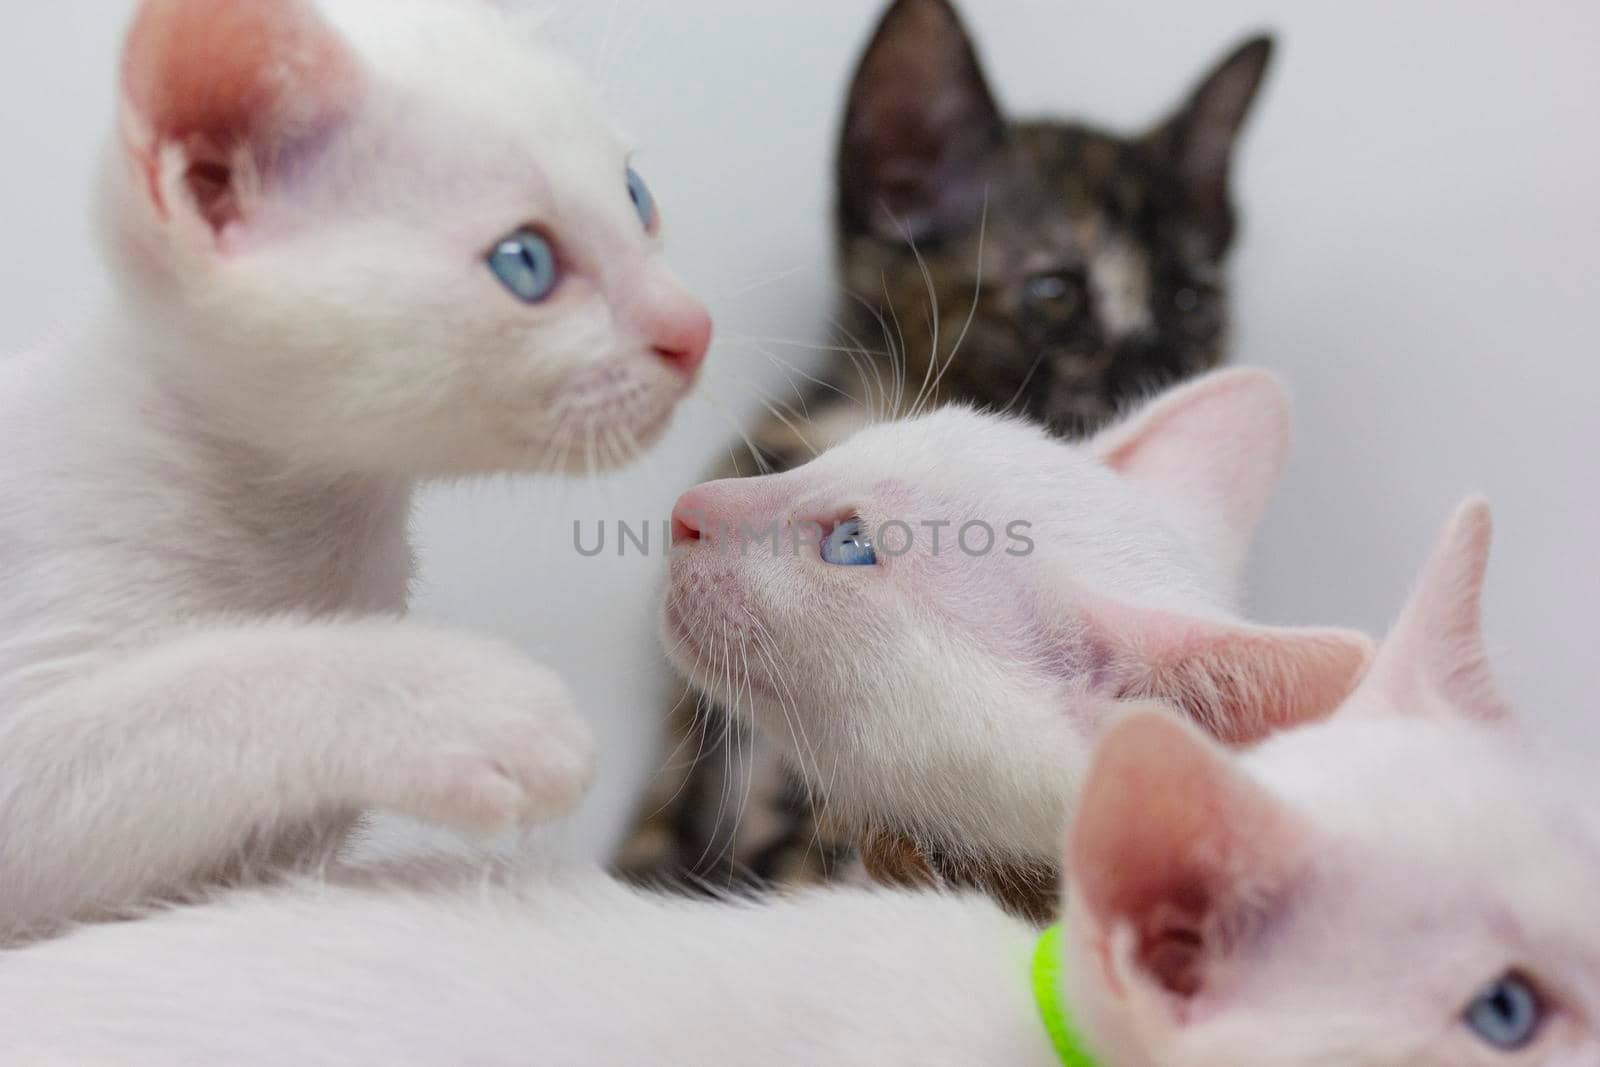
<box><xmin>1360</xmin><ymin>498</ymin><xmax>1510</xmax><ymax>725</ymax></box>
<box><xmin>1070</xmin><ymin>710</ymin><xmax>1311</xmax><ymax>999</ymax></box>
<box><xmin>121</xmin><ymin>0</ymin><xmax>360</xmax><ymax>231</ymax></box>
<box><xmin>1091</xmin><ymin>369</ymin><xmax>1291</xmax><ymax>573</ymax></box>
<box><xmin>1086</xmin><ymin>594</ymin><xmax>1375</xmax><ymax>744</ymax></box>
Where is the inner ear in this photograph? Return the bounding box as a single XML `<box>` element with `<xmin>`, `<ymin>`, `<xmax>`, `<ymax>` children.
<box><xmin>181</xmin><ymin>145</ymin><xmax>242</xmax><ymax>233</ymax></box>
<box><xmin>1140</xmin><ymin>907</ymin><xmax>1208</xmax><ymax>998</ymax></box>
<box><xmin>1071</xmin><ymin>712</ymin><xmax>1313</xmax><ymax>1002</ymax></box>
<box><xmin>121</xmin><ymin>0</ymin><xmax>361</xmax><ymax>236</ymax></box>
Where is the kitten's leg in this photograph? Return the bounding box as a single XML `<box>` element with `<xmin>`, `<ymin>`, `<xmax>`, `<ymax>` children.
<box><xmin>0</xmin><ymin>618</ymin><xmax>592</xmax><ymax>941</ymax></box>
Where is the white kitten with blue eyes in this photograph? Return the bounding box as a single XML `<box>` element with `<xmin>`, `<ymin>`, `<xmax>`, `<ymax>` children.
<box><xmin>0</xmin><ymin>502</ymin><xmax>1591</xmax><ymax>1067</ymax></box>
<box><xmin>0</xmin><ymin>0</ymin><xmax>710</xmax><ymax>942</ymax></box>
<box><xmin>664</xmin><ymin>368</ymin><xmax>1373</xmax><ymax>881</ymax></box>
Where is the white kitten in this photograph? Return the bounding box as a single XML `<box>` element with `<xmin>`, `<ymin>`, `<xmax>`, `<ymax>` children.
<box><xmin>663</xmin><ymin>369</ymin><xmax>1372</xmax><ymax>871</ymax></box>
<box><xmin>0</xmin><ymin>0</ymin><xmax>710</xmax><ymax>941</ymax></box>
<box><xmin>1</xmin><ymin>502</ymin><xmax>1589</xmax><ymax>1067</ymax></box>
<box><xmin>1063</xmin><ymin>500</ymin><xmax>1600</xmax><ymax>1066</ymax></box>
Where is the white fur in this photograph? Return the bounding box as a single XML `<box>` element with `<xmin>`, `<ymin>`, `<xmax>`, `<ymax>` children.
<box><xmin>663</xmin><ymin>369</ymin><xmax>1372</xmax><ymax>862</ymax></box>
<box><xmin>1061</xmin><ymin>502</ymin><xmax>1600</xmax><ymax>1065</ymax></box>
<box><xmin>0</xmin><ymin>503</ymin><xmax>1589</xmax><ymax>1066</ymax></box>
<box><xmin>0</xmin><ymin>875</ymin><xmax>1045</xmax><ymax>1065</ymax></box>
<box><xmin>0</xmin><ymin>0</ymin><xmax>708</xmax><ymax>940</ymax></box>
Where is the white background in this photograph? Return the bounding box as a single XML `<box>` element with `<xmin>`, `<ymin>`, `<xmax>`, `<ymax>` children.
<box><xmin>3</xmin><ymin>2</ymin><xmax>1597</xmax><ymax>857</ymax></box>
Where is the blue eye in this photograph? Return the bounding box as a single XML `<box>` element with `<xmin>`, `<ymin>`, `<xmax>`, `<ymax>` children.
<box><xmin>627</xmin><ymin>167</ymin><xmax>657</xmax><ymax>232</ymax></box>
<box><xmin>821</xmin><ymin>518</ymin><xmax>877</xmax><ymax>567</ymax></box>
<box><xmin>1464</xmin><ymin>973</ymin><xmax>1543</xmax><ymax>1051</ymax></box>
<box><xmin>488</xmin><ymin>229</ymin><xmax>559</xmax><ymax>304</ymax></box>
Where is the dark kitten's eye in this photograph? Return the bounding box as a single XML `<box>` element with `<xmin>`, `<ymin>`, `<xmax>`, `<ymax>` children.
<box><xmin>821</xmin><ymin>517</ymin><xmax>877</xmax><ymax>567</ymax></box>
<box><xmin>627</xmin><ymin>167</ymin><xmax>658</xmax><ymax>233</ymax></box>
<box><xmin>1463</xmin><ymin>972</ymin><xmax>1544</xmax><ymax>1051</ymax></box>
<box><xmin>1023</xmin><ymin>271</ymin><xmax>1085</xmax><ymax>320</ymax></box>
<box><xmin>488</xmin><ymin>229</ymin><xmax>560</xmax><ymax>304</ymax></box>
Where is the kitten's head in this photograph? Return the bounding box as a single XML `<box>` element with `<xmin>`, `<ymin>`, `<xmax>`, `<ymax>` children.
<box><xmin>663</xmin><ymin>369</ymin><xmax>1371</xmax><ymax>863</ymax></box>
<box><xmin>105</xmin><ymin>0</ymin><xmax>710</xmax><ymax>477</ymax></box>
<box><xmin>837</xmin><ymin>0</ymin><xmax>1273</xmax><ymax>434</ymax></box>
<box><xmin>1063</xmin><ymin>501</ymin><xmax>1600</xmax><ymax>1066</ymax></box>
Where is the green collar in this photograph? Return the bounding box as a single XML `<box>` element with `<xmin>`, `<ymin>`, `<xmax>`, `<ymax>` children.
<box><xmin>1032</xmin><ymin>925</ymin><xmax>1100</xmax><ymax>1067</ymax></box>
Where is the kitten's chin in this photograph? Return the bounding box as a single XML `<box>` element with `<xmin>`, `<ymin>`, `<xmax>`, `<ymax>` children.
<box><xmin>525</xmin><ymin>358</ymin><xmax>691</xmax><ymax>475</ymax></box>
<box><xmin>542</xmin><ymin>403</ymin><xmax>679</xmax><ymax>476</ymax></box>
<box><xmin>659</xmin><ymin>592</ymin><xmax>778</xmax><ymax>717</ymax></box>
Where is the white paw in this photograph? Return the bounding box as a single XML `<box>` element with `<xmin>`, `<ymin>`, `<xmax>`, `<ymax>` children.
<box><xmin>375</xmin><ymin>649</ymin><xmax>595</xmax><ymax>833</ymax></box>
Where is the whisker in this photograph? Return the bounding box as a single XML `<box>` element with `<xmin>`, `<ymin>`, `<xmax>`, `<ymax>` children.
<box><xmin>900</xmin><ymin>229</ymin><xmax>941</xmax><ymax>419</ymax></box>
<box><xmin>683</xmin><ymin>393</ymin><xmax>775</xmax><ymax>476</ymax></box>
<box><xmin>923</xmin><ymin>191</ymin><xmax>989</xmax><ymax>409</ymax></box>
<box><xmin>710</xmin><ymin>264</ymin><xmax>810</xmax><ymax>301</ymax></box>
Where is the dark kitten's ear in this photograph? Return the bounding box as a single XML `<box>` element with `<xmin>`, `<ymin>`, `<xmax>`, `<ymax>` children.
<box><xmin>838</xmin><ymin>0</ymin><xmax>1004</xmax><ymax>242</ymax></box>
<box><xmin>1145</xmin><ymin>34</ymin><xmax>1275</xmax><ymax>256</ymax></box>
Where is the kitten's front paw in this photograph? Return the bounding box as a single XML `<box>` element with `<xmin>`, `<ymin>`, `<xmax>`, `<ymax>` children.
<box><xmin>378</xmin><ymin>653</ymin><xmax>595</xmax><ymax>833</ymax></box>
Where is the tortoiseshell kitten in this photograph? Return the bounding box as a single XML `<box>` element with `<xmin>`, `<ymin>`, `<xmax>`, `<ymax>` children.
<box><xmin>616</xmin><ymin>0</ymin><xmax>1274</xmax><ymax>896</ymax></box>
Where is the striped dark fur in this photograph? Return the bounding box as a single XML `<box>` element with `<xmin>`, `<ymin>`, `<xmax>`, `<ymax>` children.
<box><xmin>616</xmin><ymin>0</ymin><xmax>1274</xmax><ymax>910</ymax></box>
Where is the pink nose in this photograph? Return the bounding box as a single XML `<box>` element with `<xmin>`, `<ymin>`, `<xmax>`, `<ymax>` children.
<box><xmin>671</xmin><ymin>488</ymin><xmax>709</xmax><ymax>546</ymax></box>
<box><xmin>654</xmin><ymin>302</ymin><xmax>713</xmax><ymax>378</ymax></box>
